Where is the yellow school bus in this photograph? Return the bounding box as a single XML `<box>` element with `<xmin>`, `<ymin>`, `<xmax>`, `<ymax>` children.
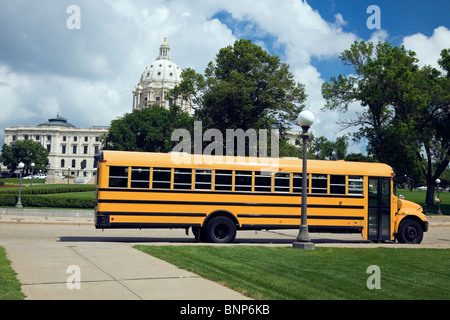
<box><xmin>94</xmin><ymin>150</ymin><xmax>428</xmax><ymax>243</ymax></box>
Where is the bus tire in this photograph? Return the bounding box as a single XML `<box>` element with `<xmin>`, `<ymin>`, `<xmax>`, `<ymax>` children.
<box><xmin>204</xmin><ymin>216</ymin><xmax>236</xmax><ymax>243</ymax></box>
<box><xmin>397</xmin><ymin>219</ymin><xmax>423</xmax><ymax>244</ymax></box>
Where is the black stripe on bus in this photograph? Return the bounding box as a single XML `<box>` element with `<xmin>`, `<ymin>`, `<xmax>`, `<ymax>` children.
<box><xmin>237</xmin><ymin>214</ymin><xmax>364</xmax><ymax>220</ymax></box>
<box><xmin>97</xmin><ymin>211</ymin><xmax>206</xmax><ymax>217</ymax></box>
<box><xmin>240</xmin><ymin>225</ymin><xmax>364</xmax><ymax>233</ymax></box>
<box><xmin>97</xmin><ymin>199</ymin><xmax>364</xmax><ymax>209</ymax></box>
<box><xmin>98</xmin><ymin>188</ymin><xmax>365</xmax><ymax>199</ymax></box>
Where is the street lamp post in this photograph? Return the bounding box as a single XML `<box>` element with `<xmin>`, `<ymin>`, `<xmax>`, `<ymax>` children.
<box><xmin>68</xmin><ymin>166</ymin><xmax>71</xmax><ymax>186</ymax></box>
<box><xmin>15</xmin><ymin>162</ymin><xmax>25</xmax><ymax>208</ymax></box>
<box><xmin>293</xmin><ymin>111</ymin><xmax>315</xmax><ymax>250</ymax></box>
<box><xmin>30</xmin><ymin>162</ymin><xmax>35</xmax><ymax>189</ymax></box>
<box><xmin>435</xmin><ymin>179</ymin><xmax>442</xmax><ymax>215</ymax></box>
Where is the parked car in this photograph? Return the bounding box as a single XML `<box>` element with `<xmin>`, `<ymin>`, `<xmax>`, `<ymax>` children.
<box><xmin>416</xmin><ymin>186</ymin><xmax>427</xmax><ymax>190</ymax></box>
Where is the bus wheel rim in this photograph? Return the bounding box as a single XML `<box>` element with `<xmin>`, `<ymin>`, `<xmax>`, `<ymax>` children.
<box><xmin>214</xmin><ymin>224</ymin><xmax>229</xmax><ymax>239</ymax></box>
<box><xmin>405</xmin><ymin>226</ymin><xmax>418</xmax><ymax>241</ymax></box>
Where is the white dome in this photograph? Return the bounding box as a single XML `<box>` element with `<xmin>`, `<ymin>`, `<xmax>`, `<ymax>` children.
<box><xmin>140</xmin><ymin>58</ymin><xmax>182</xmax><ymax>85</ymax></box>
<box><xmin>138</xmin><ymin>38</ymin><xmax>182</xmax><ymax>87</ymax></box>
<box><xmin>133</xmin><ymin>38</ymin><xmax>191</xmax><ymax>113</ymax></box>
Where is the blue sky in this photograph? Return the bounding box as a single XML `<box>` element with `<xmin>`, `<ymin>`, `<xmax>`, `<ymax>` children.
<box><xmin>0</xmin><ymin>0</ymin><xmax>449</xmax><ymax>155</ymax></box>
<box><xmin>212</xmin><ymin>0</ymin><xmax>450</xmax><ymax>82</ymax></box>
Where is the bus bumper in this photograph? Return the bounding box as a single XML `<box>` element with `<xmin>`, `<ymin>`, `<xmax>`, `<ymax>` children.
<box><xmin>95</xmin><ymin>214</ymin><xmax>110</xmax><ymax>228</ymax></box>
<box><xmin>423</xmin><ymin>221</ymin><xmax>429</xmax><ymax>232</ymax></box>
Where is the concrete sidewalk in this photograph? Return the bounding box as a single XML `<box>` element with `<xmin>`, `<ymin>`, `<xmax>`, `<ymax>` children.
<box><xmin>3</xmin><ymin>241</ymin><xmax>250</xmax><ymax>300</ymax></box>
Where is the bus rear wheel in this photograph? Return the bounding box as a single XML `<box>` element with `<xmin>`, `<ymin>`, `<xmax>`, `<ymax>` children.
<box><xmin>204</xmin><ymin>216</ymin><xmax>236</xmax><ymax>243</ymax></box>
<box><xmin>397</xmin><ymin>219</ymin><xmax>423</xmax><ymax>244</ymax></box>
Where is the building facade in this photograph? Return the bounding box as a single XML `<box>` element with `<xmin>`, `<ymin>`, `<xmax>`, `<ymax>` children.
<box><xmin>3</xmin><ymin>115</ymin><xmax>108</xmax><ymax>183</ymax></box>
<box><xmin>132</xmin><ymin>38</ymin><xmax>192</xmax><ymax>113</ymax></box>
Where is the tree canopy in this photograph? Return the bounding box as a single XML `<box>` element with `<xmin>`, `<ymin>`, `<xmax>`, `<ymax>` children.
<box><xmin>0</xmin><ymin>140</ymin><xmax>49</xmax><ymax>175</ymax></box>
<box><xmin>322</xmin><ymin>40</ymin><xmax>450</xmax><ymax>205</ymax></box>
<box><xmin>101</xmin><ymin>105</ymin><xmax>194</xmax><ymax>153</ymax></box>
<box><xmin>169</xmin><ymin>39</ymin><xmax>307</xmax><ymax>136</ymax></box>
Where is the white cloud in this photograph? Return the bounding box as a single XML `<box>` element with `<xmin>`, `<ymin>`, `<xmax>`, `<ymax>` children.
<box><xmin>403</xmin><ymin>26</ymin><xmax>450</xmax><ymax>71</ymax></box>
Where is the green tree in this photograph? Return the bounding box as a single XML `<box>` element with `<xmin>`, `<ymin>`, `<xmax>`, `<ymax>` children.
<box><xmin>311</xmin><ymin>135</ymin><xmax>348</xmax><ymax>160</ymax></box>
<box><xmin>0</xmin><ymin>140</ymin><xmax>49</xmax><ymax>175</ymax></box>
<box><xmin>169</xmin><ymin>39</ymin><xmax>307</xmax><ymax>154</ymax></box>
<box><xmin>322</xmin><ymin>41</ymin><xmax>450</xmax><ymax>206</ymax></box>
<box><xmin>102</xmin><ymin>104</ymin><xmax>194</xmax><ymax>152</ymax></box>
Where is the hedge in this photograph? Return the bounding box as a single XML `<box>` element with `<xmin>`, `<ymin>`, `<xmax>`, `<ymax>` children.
<box><xmin>0</xmin><ymin>185</ymin><xmax>96</xmax><ymax>195</ymax></box>
<box><xmin>0</xmin><ymin>194</ymin><xmax>94</xmax><ymax>208</ymax></box>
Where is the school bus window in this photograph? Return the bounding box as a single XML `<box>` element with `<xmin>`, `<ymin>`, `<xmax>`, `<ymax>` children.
<box><xmin>109</xmin><ymin>166</ymin><xmax>128</xmax><ymax>188</ymax></box>
<box><xmin>293</xmin><ymin>173</ymin><xmax>309</xmax><ymax>193</ymax></box>
<box><xmin>130</xmin><ymin>167</ymin><xmax>150</xmax><ymax>189</ymax></box>
<box><xmin>348</xmin><ymin>176</ymin><xmax>364</xmax><ymax>195</ymax></box>
<box><xmin>215</xmin><ymin>170</ymin><xmax>232</xmax><ymax>191</ymax></box>
<box><xmin>274</xmin><ymin>172</ymin><xmax>290</xmax><ymax>193</ymax></box>
<box><xmin>312</xmin><ymin>174</ymin><xmax>328</xmax><ymax>194</ymax></box>
<box><xmin>330</xmin><ymin>175</ymin><xmax>346</xmax><ymax>195</ymax></box>
<box><xmin>255</xmin><ymin>171</ymin><xmax>271</xmax><ymax>192</ymax></box>
<box><xmin>152</xmin><ymin>167</ymin><xmax>171</xmax><ymax>189</ymax></box>
<box><xmin>195</xmin><ymin>169</ymin><xmax>212</xmax><ymax>190</ymax></box>
<box><xmin>174</xmin><ymin>168</ymin><xmax>192</xmax><ymax>190</ymax></box>
<box><xmin>235</xmin><ymin>170</ymin><xmax>252</xmax><ymax>192</ymax></box>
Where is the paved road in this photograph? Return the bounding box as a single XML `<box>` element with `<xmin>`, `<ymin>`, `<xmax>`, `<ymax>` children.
<box><xmin>1</xmin><ymin>214</ymin><xmax>449</xmax><ymax>300</ymax></box>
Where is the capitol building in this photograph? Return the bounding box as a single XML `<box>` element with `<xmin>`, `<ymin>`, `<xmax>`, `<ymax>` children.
<box><xmin>132</xmin><ymin>38</ymin><xmax>192</xmax><ymax>113</ymax></box>
<box><xmin>3</xmin><ymin>115</ymin><xmax>108</xmax><ymax>183</ymax></box>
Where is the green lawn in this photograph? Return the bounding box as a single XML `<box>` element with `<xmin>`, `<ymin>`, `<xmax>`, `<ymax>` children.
<box><xmin>0</xmin><ymin>246</ymin><xmax>25</xmax><ymax>300</ymax></box>
<box><xmin>136</xmin><ymin>245</ymin><xmax>450</xmax><ymax>300</ymax></box>
<box><xmin>398</xmin><ymin>189</ymin><xmax>449</xmax><ymax>215</ymax></box>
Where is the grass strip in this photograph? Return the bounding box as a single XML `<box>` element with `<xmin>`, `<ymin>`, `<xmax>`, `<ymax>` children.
<box><xmin>135</xmin><ymin>245</ymin><xmax>450</xmax><ymax>300</ymax></box>
<box><xmin>0</xmin><ymin>246</ymin><xmax>25</xmax><ymax>300</ymax></box>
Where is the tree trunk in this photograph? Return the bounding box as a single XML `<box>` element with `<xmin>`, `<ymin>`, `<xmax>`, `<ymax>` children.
<box><xmin>425</xmin><ymin>181</ymin><xmax>435</xmax><ymax>208</ymax></box>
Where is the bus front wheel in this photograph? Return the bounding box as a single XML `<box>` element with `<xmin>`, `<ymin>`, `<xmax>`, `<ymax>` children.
<box><xmin>397</xmin><ymin>219</ymin><xmax>424</xmax><ymax>244</ymax></box>
<box><xmin>204</xmin><ymin>216</ymin><xmax>237</xmax><ymax>243</ymax></box>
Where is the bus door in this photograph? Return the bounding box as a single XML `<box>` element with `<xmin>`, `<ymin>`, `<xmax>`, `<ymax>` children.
<box><xmin>368</xmin><ymin>177</ymin><xmax>391</xmax><ymax>241</ymax></box>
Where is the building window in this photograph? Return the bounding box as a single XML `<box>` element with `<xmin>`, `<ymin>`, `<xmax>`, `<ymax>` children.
<box><xmin>94</xmin><ymin>146</ymin><xmax>99</xmax><ymax>154</ymax></box>
<box><xmin>73</xmin><ymin>146</ymin><xmax>77</xmax><ymax>154</ymax></box>
<box><xmin>24</xmin><ymin>135</ymin><xmax>29</xmax><ymax>140</ymax></box>
<box><xmin>47</xmin><ymin>135</ymin><xmax>51</xmax><ymax>141</ymax></box>
<box><xmin>83</xmin><ymin>146</ymin><xmax>88</xmax><ymax>154</ymax></box>
<box><xmin>61</xmin><ymin>159</ymin><xmax>65</xmax><ymax>168</ymax></box>
<box><xmin>95</xmin><ymin>137</ymin><xmax>99</xmax><ymax>142</ymax></box>
<box><xmin>84</xmin><ymin>136</ymin><xmax>88</xmax><ymax>142</ymax></box>
<box><xmin>63</xmin><ymin>136</ymin><xmax>67</xmax><ymax>142</ymax></box>
<box><xmin>35</xmin><ymin>135</ymin><xmax>40</xmax><ymax>141</ymax></box>
<box><xmin>74</xmin><ymin>136</ymin><xmax>77</xmax><ymax>142</ymax></box>
<box><xmin>72</xmin><ymin>159</ymin><xmax>76</xmax><ymax>168</ymax></box>
<box><xmin>62</xmin><ymin>145</ymin><xmax>66</xmax><ymax>154</ymax></box>
<box><xmin>12</xmin><ymin>135</ymin><xmax>16</xmax><ymax>141</ymax></box>
<box><xmin>46</xmin><ymin>145</ymin><xmax>51</xmax><ymax>152</ymax></box>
